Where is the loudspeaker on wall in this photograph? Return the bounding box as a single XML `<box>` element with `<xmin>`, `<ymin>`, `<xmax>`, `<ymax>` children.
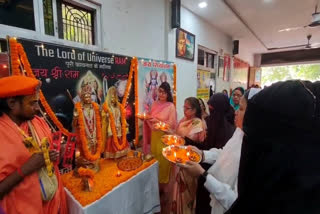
<box><xmin>233</xmin><ymin>40</ymin><xmax>239</xmax><ymax>55</ymax></box>
<box><xmin>171</xmin><ymin>0</ymin><xmax>180</xmax><ymax>28</ymax></box>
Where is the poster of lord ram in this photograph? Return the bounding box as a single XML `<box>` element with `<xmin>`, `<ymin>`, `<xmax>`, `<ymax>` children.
<box><xmin>137</xmin><ymin>58</ymin><xmax>175</xmax><ymax>115</ymax></box>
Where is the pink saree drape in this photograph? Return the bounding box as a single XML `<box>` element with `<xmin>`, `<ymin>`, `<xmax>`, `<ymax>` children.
<box><xmin>143</xmin><ymin>101</ymin><xmax>177</xmax><ymax>154</ymax></box>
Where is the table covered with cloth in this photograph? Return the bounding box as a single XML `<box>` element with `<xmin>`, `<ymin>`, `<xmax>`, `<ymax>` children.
<box><xmin>62</xmin><ymin>159</ymin><xmax>160</xmax><ymax>214</ymax></box>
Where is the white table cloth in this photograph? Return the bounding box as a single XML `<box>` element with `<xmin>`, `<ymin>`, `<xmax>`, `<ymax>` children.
<box><xmin>65</xmin><ymin>161</ymin><xmax>160</xmax><ymax>214</ymax></box>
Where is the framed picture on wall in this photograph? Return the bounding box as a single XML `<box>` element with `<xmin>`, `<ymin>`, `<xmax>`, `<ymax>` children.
<box><xmin>176</xmin><ymin>28</ymin><xmax>195</xmax><ymax>61</ymax></box>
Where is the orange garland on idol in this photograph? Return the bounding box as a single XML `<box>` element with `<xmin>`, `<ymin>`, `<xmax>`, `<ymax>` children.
<box><xmin>102</xmin><ymin>101</ymin><xmax>127</xmax><ymax>150</ymax></box>
<box><xmin>102</xmin><ymin>57</ymin><xmax>136</xmax><ymax>148</ymax></box>
<box><xmin>75</xmin><ymin>102</ymin><xmax>103</xmax><ymax>161</ymax></box>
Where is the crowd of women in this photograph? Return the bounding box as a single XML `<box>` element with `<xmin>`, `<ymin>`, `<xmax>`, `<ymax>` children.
<box><xmin>142</xmin><ymin>80</ymin><xmax>320</xmax><ymax>214</ymax></box>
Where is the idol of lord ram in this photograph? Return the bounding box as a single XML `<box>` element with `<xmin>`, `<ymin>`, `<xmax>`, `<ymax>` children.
<box><xmin>73</xmin><ymin>84</ymin><xmax>102</xmax><ymax>174</ymax></box>
<box><xmin>102</xmin><ymin>86</ymin><xmax>129</xmax><ymax>159</ymax></box>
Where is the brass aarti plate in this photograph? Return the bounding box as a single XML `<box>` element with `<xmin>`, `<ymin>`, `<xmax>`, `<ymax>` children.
<box><xmin>117</xmin><ymin>157</ymin><xmax>143</xmax><ymax>171</ymax></box>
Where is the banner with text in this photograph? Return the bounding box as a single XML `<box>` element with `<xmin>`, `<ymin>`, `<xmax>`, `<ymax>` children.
<box><xmin>196</xmin><ymin>69</ymin><xmax>211</xmax><ymax>100</ymax></box>
<box><xmin>18</xmin><ymin>38</ymin><xmax>135</xmax><ymax>140</ymax></box>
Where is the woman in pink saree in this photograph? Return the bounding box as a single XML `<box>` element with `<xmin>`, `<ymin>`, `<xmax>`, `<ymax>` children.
<box><xmin>172</xmin><ymin>97</ymin><xmax>206</xmax><ymax>214</ymax></box>
<box><xmin>143</xmin><ymin>82</ymin><xmax>177</xmax><ymax>213</ymax></box>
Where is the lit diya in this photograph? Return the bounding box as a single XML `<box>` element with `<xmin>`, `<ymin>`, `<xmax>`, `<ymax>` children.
<box><xmin>161</xmin><ymin>134</ymin><xmax>185</xmax><ymax>146</ymax></box>
<box><xmin>174</xmin><ymin>152</ymin><xmax>182</xmax><ymax>163</ymax></box>
<box><xmin>154</xmin><ymin>121</ymin><xmax>170</xmax><ymax>132</ymax></box>
<box><xmin>116</xmin><ymin>170</ymin><xmax>122</xmax><ymax>177</ymax></box>
<box><xmin>187</xmin><ymin>151</ymin><xmax>198</xmax><ymax>162</ymax></box>
<box><xmin>162</xmin><ymin>145</ymin><xmax>172</xmax><ymax>156</ymax></box>
<box><xmin>162</xmin><ymin>145</ymin><xmax>201</xmax><ymax>164</ymax></box>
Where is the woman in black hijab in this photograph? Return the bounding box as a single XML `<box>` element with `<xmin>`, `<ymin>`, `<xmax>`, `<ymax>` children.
<box><xmin>227</xmin><ymin>80</ymin><xmax>320</xmax><ymax>214</ymax></box>
<box><xmin>186</xmin><ymin>93</ymin><xmax>236</xmax><ymax>214</ymax></box>
<box><xmin>205</xmin><ymin>93</ymin><xmax>235</xmax><ymax>149</ymax></box>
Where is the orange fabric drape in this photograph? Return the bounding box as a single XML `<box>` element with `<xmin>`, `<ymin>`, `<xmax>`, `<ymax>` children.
<box><xmin>0</xmin><ymin>114</ymin><xmax>68</xmax><ymax>214</ymax></box>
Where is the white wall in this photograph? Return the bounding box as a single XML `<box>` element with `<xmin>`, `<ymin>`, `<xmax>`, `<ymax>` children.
<box><xmin>230</xmin><ymin>38</ymin><xmax>257</xmax><ymax>90</ymax></box>
<box><xmin>0</xmin><ymin>0</ymin><xmax>254</xmax><ymax>119</ymax></box>
<box><xmin>0</xmin><ymin>0</ymin><xmax>168</xmax><ymax>61</ymax></box>
<box><xmin>97</xmin><ymin>0</ymin><xmax>167</xmax><ymax>60</ymax></box>
<box><xmin>167</xmin><ymin>6</ymin><xmax>233</xmax><ymax>119</ymax></box>
<box><xmin>236</xmin><ymin>39</ymin><xmax>255</xmax><ymax>66</ymax></box>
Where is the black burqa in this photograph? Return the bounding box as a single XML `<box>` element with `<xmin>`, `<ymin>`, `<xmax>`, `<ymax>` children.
<box><xmin>185</xmin><ymin>93</ymin><xmax>235</xmax><ymax>149</ymax></box>
<box><xmin>226</xmin><ymin>80</ymin><xmax>320</xmax><ymax>214</ymax></box>
<box><xmin>205</xmin><ymin>93</ymin><xmax>235</xmax><ymax>149</ymax></box>
<box><xmin>191</xmin><ymin>93</ymin><xmax>235</xmax><ymax>214</ymax></box>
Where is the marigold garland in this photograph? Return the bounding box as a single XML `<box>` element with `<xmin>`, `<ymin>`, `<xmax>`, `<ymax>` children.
<box><xmin>173</xmin><ymin>64</ymin><xmax>177</xmax><ymax>106</ymax></box>
<box><xmin>102</xmin><ymin>101</ymin><xmax>127</xmax><ymax>150</ymax></box>
<box><xmin>126</xmin><ymin>57</ymin><xmax>138</xmax><ymax>146</ymax></box>
<box><xmin>39</xmin><ymin>91</ymin><xmax>70</xmax><ymax>136</ymax></box>
<box><xmin>9</xmin><ymin>37</ymin><xmax>71</xmax><ymax>136</ymax></box>
<box><xmin>18</xmin><ymin>127</ymin><xmax>53</xmax><ymax>176</ymax></box>
<box><xmin>122</xmin><ymin>57</ymin><xmax>136</xmax><ymax>145</ymax></box>
<box><xmin>61</xmin><ymin>159</ymin><xmax>157</xmax><ymax>206</ymax></box>
<box><xmin>122</xmin><ymin>57</ymin><xmax>136</xmax><ymax>107</ymax></box>
<box><xmin>41</xmin><ymin>137</ymin><xmax>54</xmax><ymax>177</ymax></box>
<box><xmin>102</xmin><ymin>57</ymin><xmax>136</xmax><ymax>148</ymax></box>
<box><xmin>75</xmin><ymin>102</ymin><xmax>103</xmax><ymax>161</ymax></box>
<box><xmin>120</xmin><ymin>104</ymin><xmax>128</xmax><ymax>147</ymax></box>
<box><xmin>9</xmin><ymin>38</ymin><xmax>22</xmax><ymax>76</ymax></box>
<box><xmin>78</xmin><ymin>167</ymin><xmax>95</xmax><ymax>179</ymax></box>
<box><xmin>134</xmin><ymin>58</ymin><xmax>139</xmax><ymax>146</ymax></box>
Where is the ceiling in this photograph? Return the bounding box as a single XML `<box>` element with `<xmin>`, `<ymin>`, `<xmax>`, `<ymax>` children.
<box><xmin>181</xmin><ymin>0</ymin><xmax>320</xmax><ymax>54</ymax></box>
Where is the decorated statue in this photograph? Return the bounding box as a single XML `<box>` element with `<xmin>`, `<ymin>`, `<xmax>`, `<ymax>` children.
<box><xmin>73</xmin><ymin>71</ymin><xmax>102</xmax><ymax>104</ymax></box>
<box><xmin>73</xmin><ymin>85</ymin><xmax>102</xmax><ymax>173</ymax></box>
<box><xmin>102</xmin><ymin>86</ymin><xmax>129</xmax><ymax>159</ymax></box>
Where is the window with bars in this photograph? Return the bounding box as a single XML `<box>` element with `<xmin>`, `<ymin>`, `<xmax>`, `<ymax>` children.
<box><xmin>0</xmin><ymin>0</ymin><xmax>98</xmax><ymax>45</ymax></box>
<box><xmin>57</xmin><ymin>1</ymin><xmax>95</xmax><ymax>45</ymax></box>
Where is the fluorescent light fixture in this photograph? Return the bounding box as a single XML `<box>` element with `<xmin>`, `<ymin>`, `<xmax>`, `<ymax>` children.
<box><xmin>278</xmin><ymin>27</ymin><xmax>301</xmax><ymax>32</ymax></box>
<box><xmin>198</xmin><ymin>2</ymin><xmax>207</xmax><ymax>8</ymax></box>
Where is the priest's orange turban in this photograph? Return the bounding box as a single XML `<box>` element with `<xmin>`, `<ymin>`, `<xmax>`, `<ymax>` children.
<box><xmin>0</xmin><ymin>76</ymin><xmax>41</xmax><ymax>98</ymax></box>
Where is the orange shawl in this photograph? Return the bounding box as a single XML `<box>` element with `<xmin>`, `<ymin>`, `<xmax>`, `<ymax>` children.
<box><xmin>0</xmin><ymin>114</ymin><xmax>68</xmax><ymax>214</ymax></box>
